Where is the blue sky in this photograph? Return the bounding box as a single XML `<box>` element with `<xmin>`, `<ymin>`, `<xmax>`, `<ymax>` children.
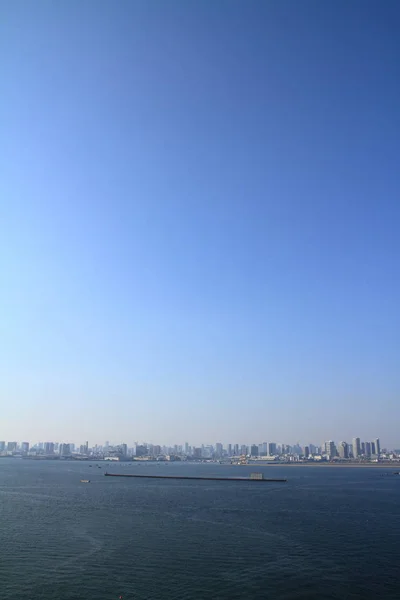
<box><xmin>1</xmin><ymin>0</ymin><xmax>399</xmax><ymax>447</ymax></box>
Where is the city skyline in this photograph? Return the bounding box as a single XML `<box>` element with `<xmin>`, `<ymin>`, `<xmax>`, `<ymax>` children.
<box><xmin>2</xmin><ymin>435</ymin><xmax>398</xmax><ymax>464</ymax></box>
<box><xmin>0</xmin><ymin>434</ymin><xmax>387</xmax><ymax>452</ymax></box>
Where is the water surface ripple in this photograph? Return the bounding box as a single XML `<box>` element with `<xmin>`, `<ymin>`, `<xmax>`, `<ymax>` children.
<box><xmin>0</xmin><ymin>460</ymin><xmax>399</xmax><ymax>599</ymax></box>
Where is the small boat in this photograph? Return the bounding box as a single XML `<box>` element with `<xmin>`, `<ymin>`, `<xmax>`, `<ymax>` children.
<box><xmin>80</xmin><ymin>479</ymin><xmax>90</xmax><ymax>483</ymax></box>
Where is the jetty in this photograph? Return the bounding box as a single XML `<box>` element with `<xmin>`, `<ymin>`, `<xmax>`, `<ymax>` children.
<box><xmin>104</xmin><ymin>472</ymin><xmax>286</xmax><ymax>482</ymax></box>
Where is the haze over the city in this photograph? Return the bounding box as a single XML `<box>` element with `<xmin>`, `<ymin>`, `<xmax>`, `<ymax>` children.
<box><xmin>1</xmin><ymin>1</ymin><xmax>399</xmax><ymax>447</ymax></box>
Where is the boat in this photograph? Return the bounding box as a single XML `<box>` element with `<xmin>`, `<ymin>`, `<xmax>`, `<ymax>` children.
<box><xmin>80</xmin><ymin>479</ymin><xmax>90</xmax><ymax>483</ymax></box>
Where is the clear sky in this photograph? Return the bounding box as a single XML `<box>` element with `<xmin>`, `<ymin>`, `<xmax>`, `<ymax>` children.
<box><xmin>1</xmin><ymin>0</ymin><xmax>399</xmax><ymax>447</ymax></box>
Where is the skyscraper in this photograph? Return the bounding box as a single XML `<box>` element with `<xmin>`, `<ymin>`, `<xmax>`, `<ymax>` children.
<box><xmin>44</xmin><ymin>442</ymin><xmax>54</xmax><ymax>454</ymax></box>
<box><xmin>365</xmin><ymin>442</ymin><xmax>371</xmax><ymax>457</ymax></box>
<box><xmin>250</xmin><ymin>444</ymin><xmax>258</xmax><ymax>457</ymax></box>
<box><xmin>338</xmin><ymin>441</ymin><xmax>349</xmax><ymax>459</ymax></box>
<box><xmin>59</xmin><ymin>443</ymin><xmax>71</xmax><ymax>456</ymax></box>
<box><xmin>371</xmin><ymin>441</ymin><xmax>376</xmax><ymax>455</ymax></box>
<box><xmin>21</xmin><ymin>442</ymin><xmax>30</xmax><ymax>453</ymax></box>
<box><xmin>268</xmin><ymin>443</ymin><xmax>277</xmax><ymax>456</ymax></box>
<box><xmin>324</xmin><ymin>441</ymin><xmax>336</xmax><ymax>459</ymax></box>
<box><xmin>352</xmin><ymin>437</ymin><xmax>361</xmax><ymax>458</ymax></box>
<box><xmin>120</xmin><ymin>444</ymin><xmax>127</xmax><ymax>457</ymax></box>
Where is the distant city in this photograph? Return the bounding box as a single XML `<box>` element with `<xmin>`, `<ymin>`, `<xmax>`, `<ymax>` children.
<box><xmin>0</xmin><ymin>437</ymin><xmax>399</xmax><ymax>463</ymax></box>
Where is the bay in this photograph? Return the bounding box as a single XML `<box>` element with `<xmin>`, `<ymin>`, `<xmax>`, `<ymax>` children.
<box><xmin>0</xmin><ymin>459</ymin><xmax>399</xmax><ymax>599</ymax></box>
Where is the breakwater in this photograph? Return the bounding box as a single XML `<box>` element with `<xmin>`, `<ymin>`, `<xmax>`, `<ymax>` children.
<box><xmin>104</xmin><ymin>472</ymin><xmax>287</xmax><ymax>482</ymax></box>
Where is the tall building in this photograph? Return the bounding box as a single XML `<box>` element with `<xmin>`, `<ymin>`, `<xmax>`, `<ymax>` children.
<box><xmin>44</xmin><ymin>442</ymin><xmax>54</xmax><ymax>455</ymax></box>
<box><xmin>268</xmin><ymin>443</ymin><xmax>277</xmax><ymax>456</ymax></box>
<box><xmin>371</xmin><ymin>441</ymin><xmax>376</xmax><ymax>455</ymax></box>
<box><xmin>203</xmin><ymin>445</ymin><xmax>213</xmax><ymax>458</ymax></box>
<box><xmin>215</xmin><ymin>443</ymin><xmax>223</xmax><ymax>458</ymax></box>
<box><xmin>7</xmin><ymin>442</ymin><xmax>17</xmax><ymax>452</ymax></box>
<box><xmin>234</xmin><ymin>444</ymin><xmax>239</xmax><ymax>456</ymax></box>
<box><xmin>259</xmin><ymin>442</ymin><xmax>268</xmax><ymax>456</ymax></box>
<box><xmin>374</xmin><ymin>438</ymin><xmax>381</xmax><ymax>455</ymax></box>
<box><xmin>153</xmin><ymin>445</ymin><xmax>161</xmax><ymax>457</ymax></box>
<box><xmin>227</xmin><ymin>444</ymin><xmax>232</xmax><ymax>456</ymax></box>
<box><xmin>240</xmin><ymin>444</ymin><xmax>247</xmax><ymax>455</ymax></box>
<box><xmin>59</xmin><ymin>443</ymin><xmax>71</xmax><ymax>456</ymax></box>
<box><xmin>21</xmin><ymin>442</ymin><xmax>30</xmax><ymax>453</ymax></box>
<box><xmin>352</xmin><ymin>437</ymin><xmax>361</xmax><ymax>458</ymax></box>
<box><xmin>324</xmin><ymin>441</ymin><xmax>336</xmax><ymax>459</ymax></box>
<box><xmin>250</xmin><ymin>444</ymin><xmax>258</xmax><ymax>456</ymax></box>
<box><xmin>338</xmin><ymin>441</ymin><xmax>349</xmax><ymax>459</ymax></box>
<box><xmin>304</xmin><ymin>446</ymin><xmax>310</xmax><ymax>458</ymax></box>
<box><xmin>365</xmin><ymin>442</ymin><xmax>371</xmax><ymax>457</ymax></box>
<box><xmin>135</xmin><ymin>445</ymin><xmax>147</xmax><ymax>457</ymax></box>
<box><xmin>361</xmin><ymin>442</ymin><xmax>366</xmax><ymax>455</ymax></box>
<box><xmin>184</xmin><ymin>442</ymin><xmax>189</xmax><ymax>455</ymax></box>
<box><xmin>0</xmin><ymin>441</ymin><xmax>5</xmax><ymax>452</ymax></box>
<box><xmin>120</xmin><ymin>444</ymin><xmax>127</xmax><ymax>457</ymax></box>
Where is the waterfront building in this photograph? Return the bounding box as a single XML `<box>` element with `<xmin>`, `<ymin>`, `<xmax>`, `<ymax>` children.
<box><xmin>250</xmin><ymin>444</ymin><xmax>259</xmax><ymax>457</ymax></box>
<box><xmin>324</xmin><ymin>441</ymin><xmax>337</xmax><ymax>458</ymax></box>
<box><xmin>374</xmin><ymin>438</ymin><xmax>381</xmax><ymax>455</ymax></box>
<box><xmin>44</xmin><ymin>442</ymin><xmax>54</xmax><ymax>454</ymax></box>
<box><xmin>338</xmin><ymin>441</ymin><xmax>349</xmax><ymax>459</ymax></box>
<box><xmin>352</xmin><ymin>437</ymin><xmax>361</xmax><ymax>458</ymax></box>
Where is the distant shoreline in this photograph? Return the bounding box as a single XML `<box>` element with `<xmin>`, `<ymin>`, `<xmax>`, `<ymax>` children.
<box><xmin>247</xmin><ymin>462</ymin><xmax>399</xmax><ymax>468</ymax></box>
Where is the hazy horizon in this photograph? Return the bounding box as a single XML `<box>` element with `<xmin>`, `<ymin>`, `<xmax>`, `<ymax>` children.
<box><xmin>1</xmin><ymin>1</ymin><xmax>399</xmax><ymax>447</ymax></box>
<box><xmin>0</xmin><ymin>435</ymin><xmax>389</xmax><ymax>450</ymax></box>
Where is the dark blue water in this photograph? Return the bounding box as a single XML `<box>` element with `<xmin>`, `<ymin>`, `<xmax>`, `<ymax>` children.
<box><xmin>0</xmin><ymin>459</ymin><xmax>399</xmax><ymax>599</ymax></box>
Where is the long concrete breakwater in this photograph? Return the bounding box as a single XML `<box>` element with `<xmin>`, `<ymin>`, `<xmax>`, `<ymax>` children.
<box><xmin>104</xmin><ymin>472</ymin><xmax>287</xmax><ymax>482</ymax></box>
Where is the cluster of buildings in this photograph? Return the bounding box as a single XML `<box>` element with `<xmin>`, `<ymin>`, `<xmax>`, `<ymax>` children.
<box><xmin>321</xmin><ymin>437</ymin><xmax>381</xmax><ymax>460</ymax></box>
<box><xmin>0</xmin><ymin>436</ymin><xmax>398</xmax><ymax>463</ymax></box>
